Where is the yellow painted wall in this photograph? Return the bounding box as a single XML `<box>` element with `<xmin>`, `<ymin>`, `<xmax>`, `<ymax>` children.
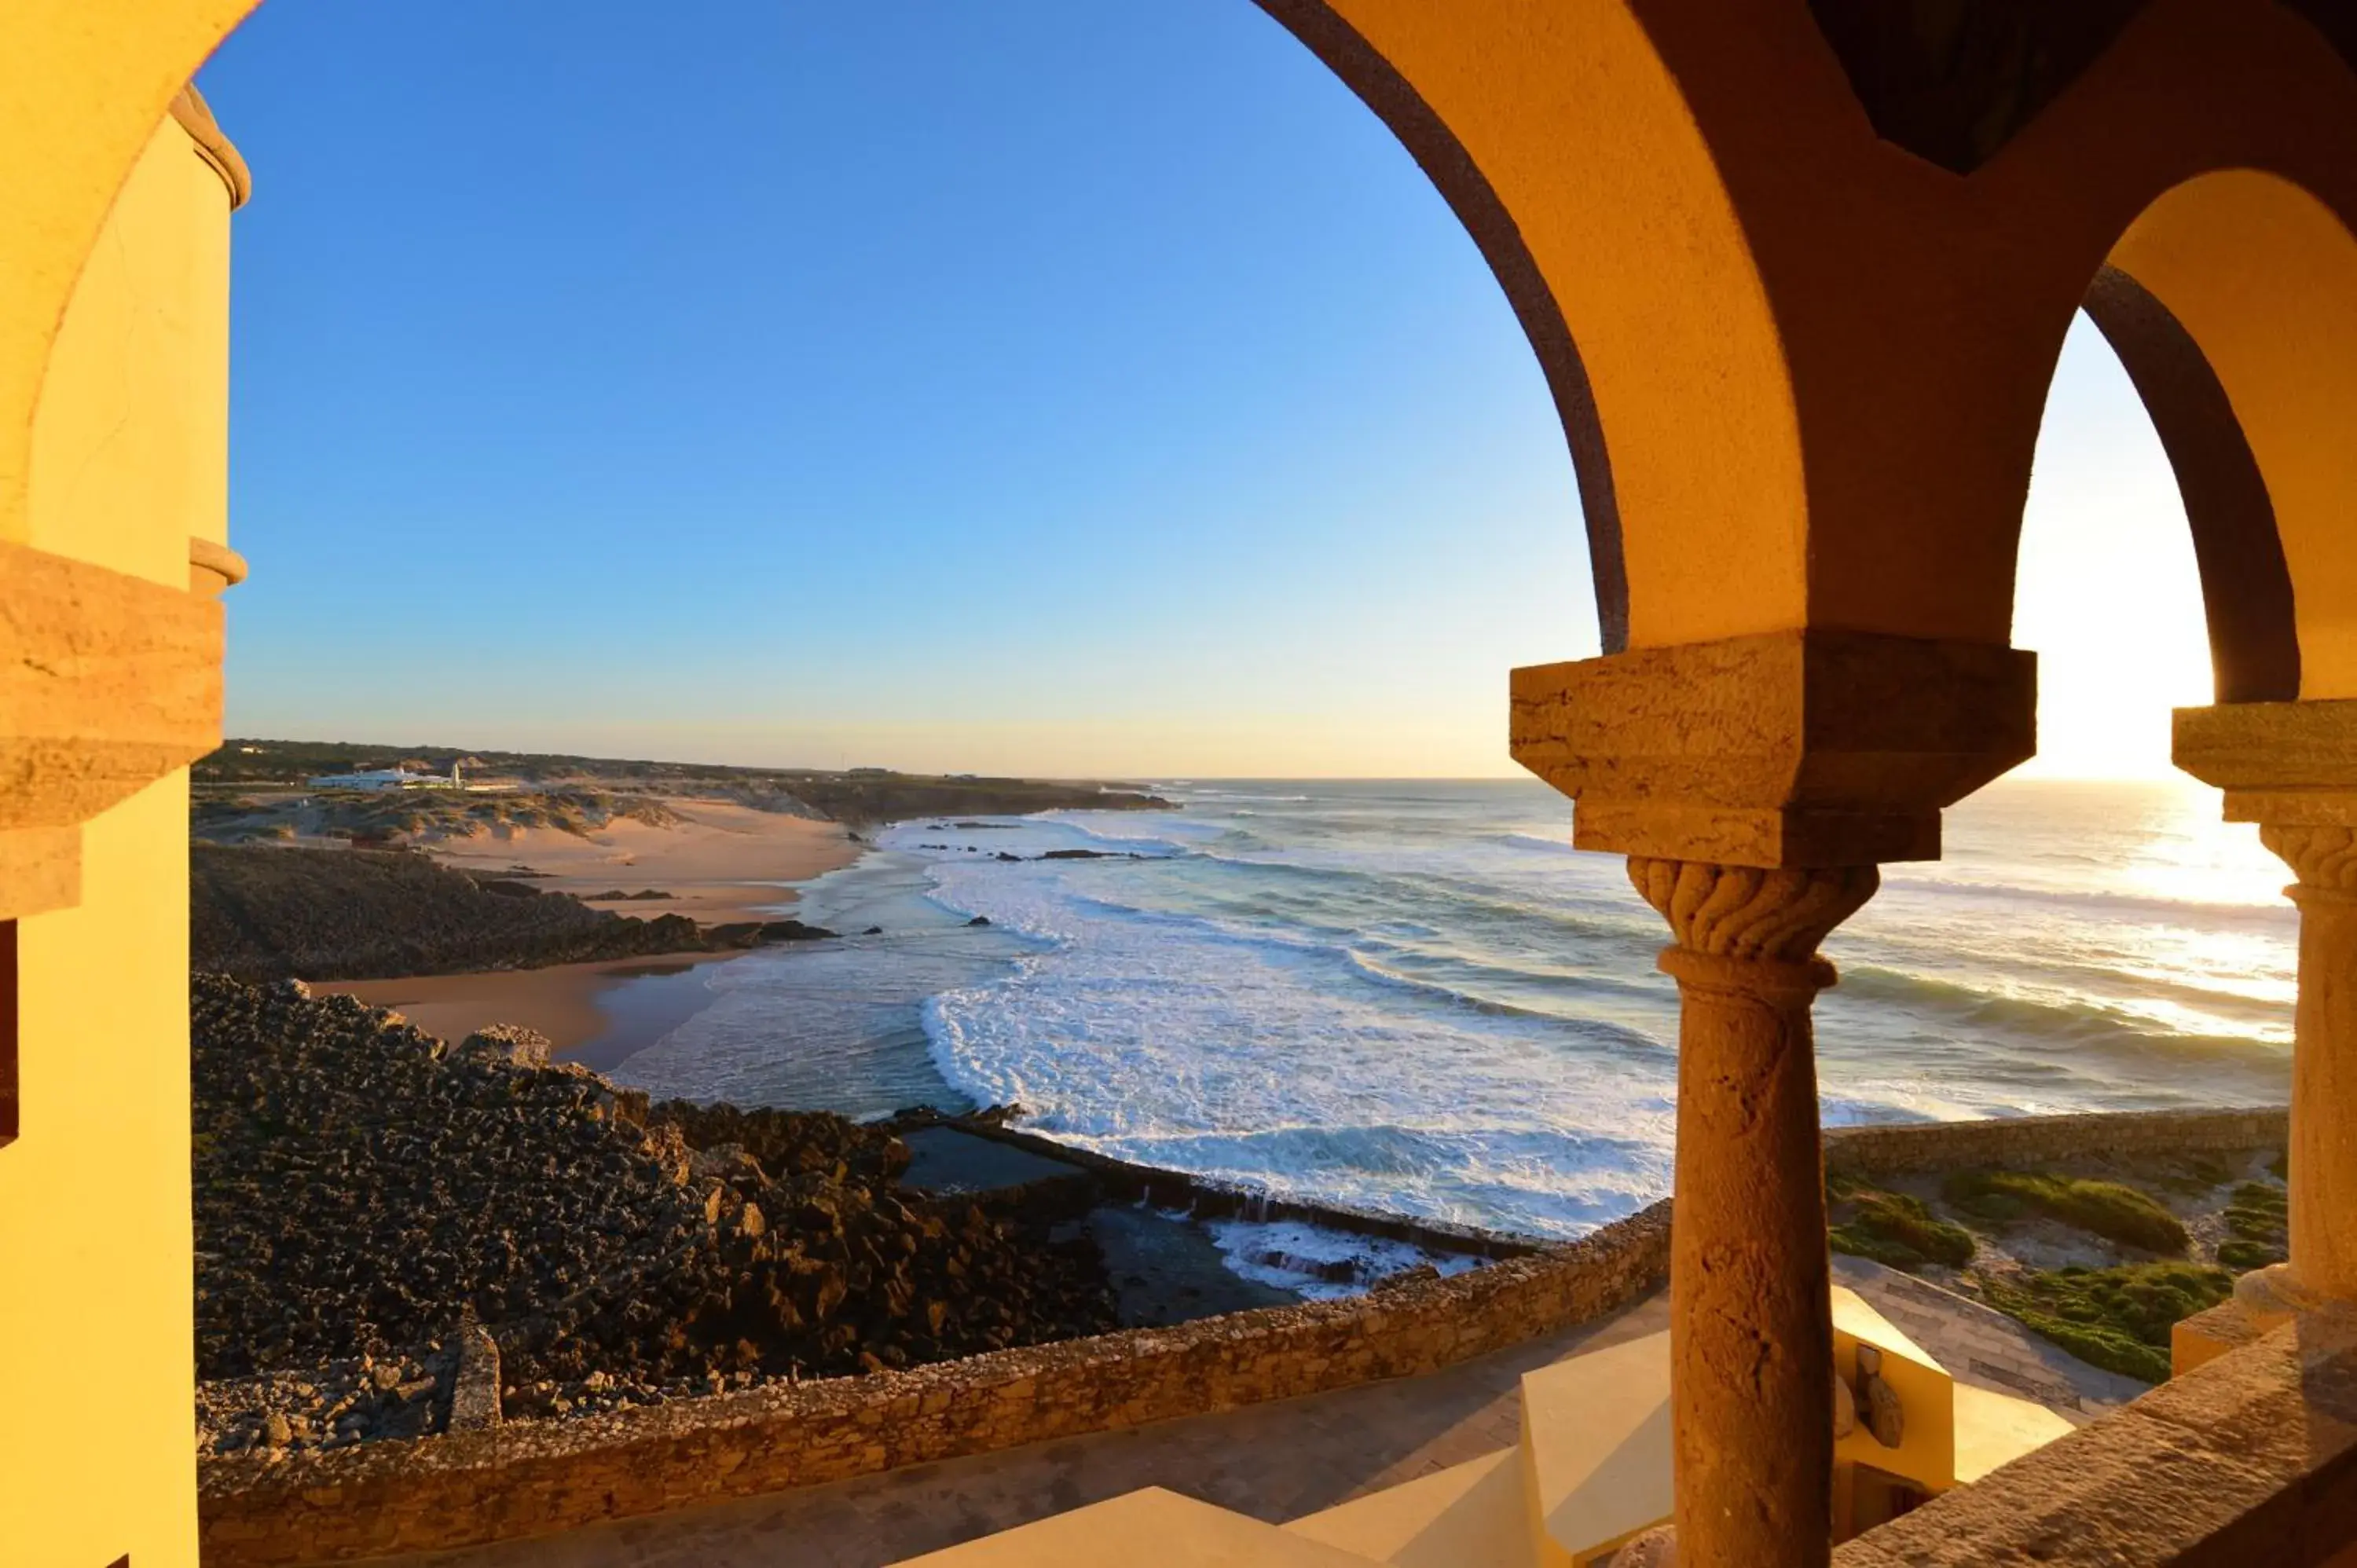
<box><xmin>29</xmin><ymin>111</ymin><xmax>234</xmax><ymax>581</ymax></box>
<box><xmin>0</xmin><ymin>106</ymin><xmax>236</xmax><ymax>1568</ymax></box>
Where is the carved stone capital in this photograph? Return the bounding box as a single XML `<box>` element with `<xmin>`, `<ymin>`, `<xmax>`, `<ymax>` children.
<box><xmin>1512</xmin><ymin>629</ymin><xmax>2033</xmax><ymax>868</ymax></box>
<box><xmin>2260</xmin><ymin>824</ymin><xmax>2357</xmax><ymax>896</ymax></box>
<box><xmin>1629</xmin><ymin>858</ymin><xmax>1879</xmax><ymax>967</ymax></box>
<box><xmin>2175</xmin><ymin>699</ymin><xmax>2357</xmax><ymax>826</ymax></box>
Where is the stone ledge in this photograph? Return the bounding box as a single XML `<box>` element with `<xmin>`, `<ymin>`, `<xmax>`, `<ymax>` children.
<box><xmin>169</xmin><ymin>85</ymin><xmax>251</xmax><ymax>210</ymax></box>
<box><xmin>196</xmin><ymin>1108</ymin><xmax>2297</xmax><ymax>1566</ymax></box>
<box><xmin>189</xmin><ymin>535</ymin><xmax>248</xmax><ymax>596</ymax></box>
<box><xmin>1835</xmin><ymin>1310</ymin><xmax>2357</xmax><ymax>1566</ymax></box>
<box><xmin>2176</xmin><ymin>1299</ymin><xmax>2274</xmax><ymax>1379</ymax></box>
<box><xmin>1823</xmin><ymin>1107</ymin><xmax>2288</xmax><ymax>1176</ymax></box>
<box><xmin>0</xmin><ymin>537</ymin><xmax>225</xmax><ymax>830</ymax></box>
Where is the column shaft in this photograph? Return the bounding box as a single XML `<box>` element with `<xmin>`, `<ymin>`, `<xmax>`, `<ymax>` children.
<box><xmin>1629</xmin><ymin>857</ymin><xmax>1876</xmax><ymax>1568</ymax></box>
<box><xmin>1666</xmin><ymin>950</ymin><xmax>1834</xmax><ymax>1567</ymax></box>
<box><xmin>2290</xmin><ymin>885</ymin><xmax>2357</xmax><ymax>1299</ymax></box>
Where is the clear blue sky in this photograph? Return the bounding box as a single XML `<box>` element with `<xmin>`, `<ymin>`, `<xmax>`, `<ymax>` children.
<box><xmin>200</xmin><ymin>1</ymin><xmax>2203</xmax><ymax>779</ymax></box>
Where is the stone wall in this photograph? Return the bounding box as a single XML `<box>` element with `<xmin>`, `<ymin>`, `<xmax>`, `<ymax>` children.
<box><xmin>1831</xmin><ymin>1306</ymin><xmax>2357</xmax><ymax>1565</ymax></box>
<box><xmin>1824</xmin><ymin>1106</ymin><xmax>2287</xmax><ymax>1176</ymax></box>
<box><xmin>199</xmin><ymin>1203</ymin><xmax>1671</xmax><ymax>1566</ymax></box>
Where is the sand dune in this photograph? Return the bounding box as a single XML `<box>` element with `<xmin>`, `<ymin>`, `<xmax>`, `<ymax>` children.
<box><xmin>423</xmin><ymin>798</ymin><xmax>860</xmax><ymax>925</ymax></box>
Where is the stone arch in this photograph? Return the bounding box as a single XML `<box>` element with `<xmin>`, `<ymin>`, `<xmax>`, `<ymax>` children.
<box><xmin>1253</xmin><ymin>2</ymin><xmax>1808</xmax><ymax>657</ymax></box>
<box><xmin>2078</xmin><ymin>264</ymin><xmax>2298</xmax><ymax>703</ymax></box>
<box><xmin>1258</xmin><ymin>0</ymin><xmax>1629</xmax><ymax>650</ymax></box>
<box><xmin>2088</xmin><ymin>170</ymin><xmax>2357</xmax><ymax>702</ymax></box>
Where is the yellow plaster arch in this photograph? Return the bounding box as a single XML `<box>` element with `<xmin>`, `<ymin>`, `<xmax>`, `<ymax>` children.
<box><xmin>0</xmin><ymin>0</ymin><xmax>259</xmax><ymax>540</ymax></box>
<box><xmin>2108</xmin><ymin>170</ymin><xmax>2357</xmax><ymax>699</ymax></box>
<box><xmin>1312</xmin><ymin>0</ymin><xmax>1805</xmax><ymax>651</ymax></box>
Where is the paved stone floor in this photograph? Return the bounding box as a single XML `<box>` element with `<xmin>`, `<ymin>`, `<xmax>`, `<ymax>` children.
<box><xmin>380</xmin><ymin>1266</ymin><xmax>2145</xmax><ymax>1568</ymax></box>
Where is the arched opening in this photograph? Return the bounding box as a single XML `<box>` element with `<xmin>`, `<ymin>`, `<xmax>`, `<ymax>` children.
<box><xmin>168</xmin><ymin>0</ymin><xmax>1651</xmax><ymax>1485</ymax></box>
<box><xmin>195</xmin><ymin>0</ymin><xmax>1600</xmax><ymax>775</ymax></box>
<box><xmin>2099</xmin><ymin>170</ymin><xmax>2357</xmax><ymax>701</ymax></box>
<box><xmin>2080</xmin><ymin>266</ymin><xmax>2299</xmax><ymax>705</ymax></box>
<box><xmin>1813</xmin><ymin>304</ymin><xmax>2299</xmax><ymax>1129</ymax></box>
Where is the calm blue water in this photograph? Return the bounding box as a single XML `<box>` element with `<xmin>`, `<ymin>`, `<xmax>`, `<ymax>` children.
<box><xmin>609</xmin><ymin>779</ymin><xmax>2296</xmax><ymax>1241</ymax></box>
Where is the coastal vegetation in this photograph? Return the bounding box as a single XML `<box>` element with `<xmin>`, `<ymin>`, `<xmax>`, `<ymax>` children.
<box><xmin>1940</xmin><ymin>1170</ymin><xmax>2189</xmax><ymax>1255</ymax></box>
<box><xmin>196</xmin><ymin>785</ymin><xmax>684</xmax><ymax>845</ymax></box>
<box><xmin>1827</xmin><ymin>1152</ymin><xmax>2286</xmax><ymax>1383</ymax></box>
<box><xmin>1977</xmin><ymin>1263</ymin><xmax>2234</xmax><ymax>1384</ymax></box>
<box><xmin>2217</xmin><ymin>1179</ymin><xmax>2289</xmax><ymax>1270</ymax></box>
<box><xmin>1827</xmin><ymin>1185</ymin><xmax>1977</xmax><ymax>1271</ymax></box>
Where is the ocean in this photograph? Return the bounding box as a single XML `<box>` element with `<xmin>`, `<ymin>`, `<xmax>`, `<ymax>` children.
<box><xmin>608</xmin><ymin>778</ymin><xmax>2296</xmax><ymax>1246</ymax></box>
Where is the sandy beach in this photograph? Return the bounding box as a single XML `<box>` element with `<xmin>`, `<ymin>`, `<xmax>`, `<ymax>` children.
<box><xmin>314</xmin><ymin>800</ymin><xmax>865</xmax><ymax>1061</ymax></box>
<box><xmin>422</xmin><ymin>798</ymin><xmax>860</xmax><ymax>925</ymax></box>
<box><xmin>315</xmin><ymin>951</ymin><xmax>746</xmax><ymax>1057</ymax></box>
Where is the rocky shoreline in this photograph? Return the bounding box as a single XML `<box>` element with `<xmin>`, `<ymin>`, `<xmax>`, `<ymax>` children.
<box><xmin>193</xmin><ymin>974</ymin><xmax>1119</xmax><ymax>1458</ymax></box>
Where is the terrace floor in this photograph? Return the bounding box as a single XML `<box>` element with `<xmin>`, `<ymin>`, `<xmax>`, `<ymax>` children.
<box><xmin>374</xmin><ymin>1258</ymin><xmax>2138</xmax><ymax>1568</ymax></box>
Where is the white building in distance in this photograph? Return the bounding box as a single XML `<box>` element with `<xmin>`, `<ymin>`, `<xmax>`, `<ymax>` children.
<box><xmin>306</xmin><ymin>761</ymin><xmax>465</xmax><ymax>792</ymax></box>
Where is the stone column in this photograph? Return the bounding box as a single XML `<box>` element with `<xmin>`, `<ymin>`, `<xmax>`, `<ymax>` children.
<box><xmin>2242</xmin><ymin>823</ymin><xmax>2357</xmax><ymax>1315</ymax></box>
<box><xmin>1512</xmin><ymin>628</ymin><xmax>2033</xmax><ymax>1563</ymax></box>
<box><xmin>1633</xmin><ymin>857</ymin><xmax>1879</xmax><ymax>1568</ymax></box>
<box><xmin>2175</xmin><ymin>702</ymin><xmax>2357</xmax><ymax>1324</ymax></box>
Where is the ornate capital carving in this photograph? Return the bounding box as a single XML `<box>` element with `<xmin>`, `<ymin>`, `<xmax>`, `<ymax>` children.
<box><xmin>1629</xmin><ymin>858</ymin><xmax>1879</xmax><ymax>962</ymax></box>
<box><xmin>2261</xmin><ymin>824</ymin><xmax>2357</xmax><ymax>895</ymax></box>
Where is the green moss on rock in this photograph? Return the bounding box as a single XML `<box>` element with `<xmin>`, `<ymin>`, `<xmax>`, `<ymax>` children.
<box><xmin>1831</xmin><ymin>1189</ymin><xmax>1975</xmax><ymax>1271</ymax></box>
<box><xmin>2218</xmin><ymin>1178</ymin><xmax>2288</xmax><ymax>1271</ymax></box>
<box><xmin>1942</xmin><ymin>1170</ymin><xmax>2188</xmax><ymax>1255</ymax></box>
<box><xmin>1978</xmin><ymin>1262</ymin><xmax>2231</xmax><ymax>1384</ymax></box>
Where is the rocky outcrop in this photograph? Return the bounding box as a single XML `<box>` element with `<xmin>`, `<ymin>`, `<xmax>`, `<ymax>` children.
<box><xmin>192</xmin><ymin>975</ymin><xmax>1116</xmax><ymax>1455</ymax></box>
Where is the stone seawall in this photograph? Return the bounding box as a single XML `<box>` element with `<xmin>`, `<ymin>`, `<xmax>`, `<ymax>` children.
<box><xmin>200</xmin><ymin>1203</ymin><xmax>1671</xmax><ymax>1566</ymax></box>
<box><xmin>1824</xmin><ymin>1106</ymin><xmax>2287</xmax><ymax>1176</ymax></box>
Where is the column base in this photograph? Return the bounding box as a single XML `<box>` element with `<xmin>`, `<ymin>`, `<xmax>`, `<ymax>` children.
<box><xmin>2176</xmin><ymin>1269</ymin><xmax>2357</xmax><ymax>1378</ymax></box>
<box><xmin>2233</xmin><ymin>1261</ymin><xmax>2330</xmax><ymax>1325</ymax></box>
<box><xmin>2172</xmin><ymin>1298</ymin><xmax>2271</xmax><ymax>1377</ymax></box>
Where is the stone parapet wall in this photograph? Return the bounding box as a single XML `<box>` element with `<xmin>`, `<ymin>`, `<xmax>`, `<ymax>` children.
<box><xmin>1833</xmin><ymin>1306</ymin><xmax>2357</xmax><ymax>1566</ymax></box>
<box><xmin>199</xmin><ymin>1203</ymin><xmax>1671</xmax><ymax>1566</ymax></box>
<box><xmin>1824</xmin><ymin>1106</ymin><xmax>2287</xmax><ymax>1177</ymax></box>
